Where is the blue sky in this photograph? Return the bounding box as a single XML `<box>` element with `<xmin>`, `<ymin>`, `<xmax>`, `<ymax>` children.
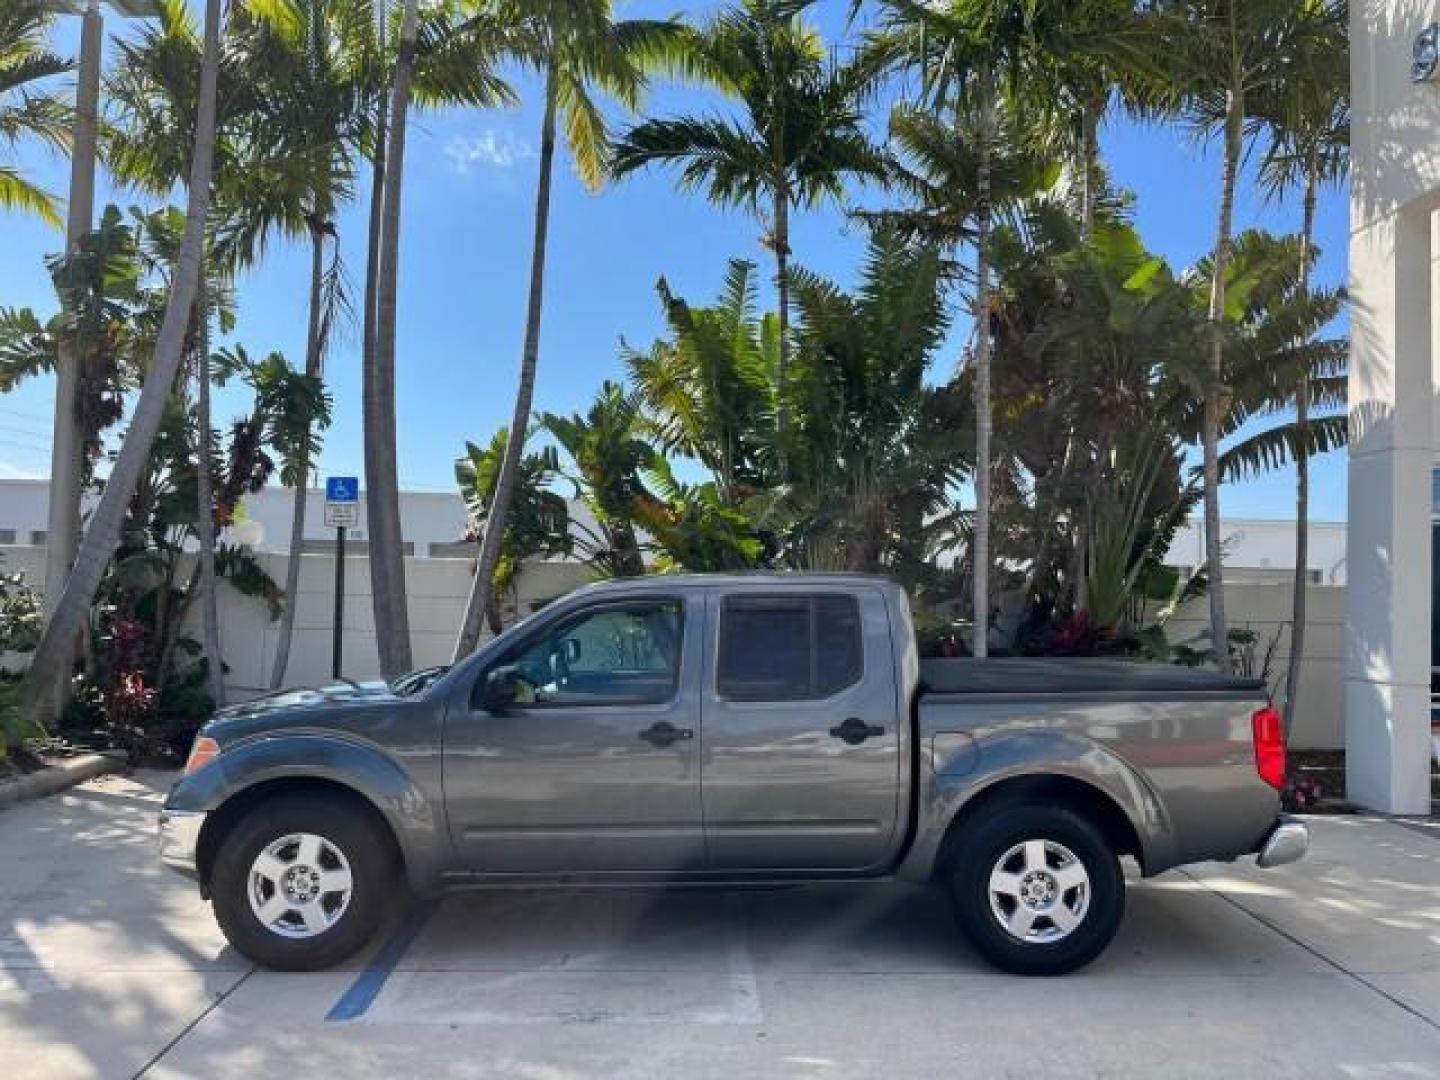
<box><xmin>0</xmin><ymin>1</ymin><xmax>1349</xmax><ymax>521</ymax></box>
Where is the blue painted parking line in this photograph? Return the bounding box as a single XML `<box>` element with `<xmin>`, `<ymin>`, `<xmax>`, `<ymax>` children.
<box><xmin>325</xmin><ymin>898</ymin><xmax>437</xmax><ymax>1022</ymax></box>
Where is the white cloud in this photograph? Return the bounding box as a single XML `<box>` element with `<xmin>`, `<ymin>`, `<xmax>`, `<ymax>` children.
<box><xmin>443</xmin><ymin>130</ymin><xmax>535</xmax><ymax>175</ymax></box>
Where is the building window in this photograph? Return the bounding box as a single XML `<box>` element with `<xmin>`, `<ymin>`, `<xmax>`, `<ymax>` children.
<box><xmin>0</xmin><ymin>530</ymin><xmax>16</xmax><ymax>545</ymax></box>
<box><xmin>29</xmin><ymin>530</ymin><xmax>45</xmax><ymax>546</ymax></box>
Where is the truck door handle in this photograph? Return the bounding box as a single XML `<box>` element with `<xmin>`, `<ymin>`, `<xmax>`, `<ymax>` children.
<box><xmin>830</xmin><ymin>717</ymin><xmax>885</xmax><ymax>745</ymax></box>
<box><xmin>639</xmin><ymin>721</ymin><xmax>693</xmax><ymax>748</ymax></box>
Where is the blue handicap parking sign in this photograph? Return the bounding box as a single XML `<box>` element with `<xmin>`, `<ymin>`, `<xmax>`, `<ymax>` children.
<box><xmin>326</xmin><ymin>476</ymin><xmax>359</xmax><ymax>502</ymax></box>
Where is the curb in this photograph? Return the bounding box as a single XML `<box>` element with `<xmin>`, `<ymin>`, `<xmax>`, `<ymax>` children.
<box><xmin>0</xmin><ymin>751</ymin><xmax>128</xmax><ymax>810</ymax></box>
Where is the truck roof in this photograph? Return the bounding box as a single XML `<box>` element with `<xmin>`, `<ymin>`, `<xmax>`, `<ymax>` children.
<box><xmin>574</xmin><ymin>572</ymin><xmax>903</xmax><ymax>593</ymax></box>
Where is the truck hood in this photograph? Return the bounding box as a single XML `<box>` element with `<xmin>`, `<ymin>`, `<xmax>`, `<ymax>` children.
<box><xmin>213</xmin><ymin>680</ymin><xmax>397</xmax><ymax>722</ymax></box>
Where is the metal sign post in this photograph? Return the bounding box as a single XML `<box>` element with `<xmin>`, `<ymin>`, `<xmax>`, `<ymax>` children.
<box><xmin>324</xmin><ymin>477</ymin><xmax>359</xmax><ymax>679</ymax></box>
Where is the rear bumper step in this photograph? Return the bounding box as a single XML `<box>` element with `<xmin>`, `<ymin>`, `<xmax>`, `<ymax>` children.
<box><xmin>1256</xmin><ymin>816</ymin><xmax>1309</xmax><ymax>868</ymax></box>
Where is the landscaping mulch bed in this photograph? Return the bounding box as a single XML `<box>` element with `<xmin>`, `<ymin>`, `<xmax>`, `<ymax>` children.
<box><xmin>1287</xmin><ymin>749</ymin><xmax>1440</xmax><ymax>816</ymax></box>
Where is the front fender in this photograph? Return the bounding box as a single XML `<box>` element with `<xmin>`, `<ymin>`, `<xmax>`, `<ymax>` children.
<box><xmin>165</xmin><ymin>733</ymin><xmax>448</xmax><ymax>891</ymax></box>
<box><xmin>898</xmin><ymin>728</ymin><xmax>1177</xmax><ymax>880</ymax></box>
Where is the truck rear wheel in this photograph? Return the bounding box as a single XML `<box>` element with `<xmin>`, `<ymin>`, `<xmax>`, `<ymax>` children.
<box><xmin>947</xmin><ymin>803</ymin><xmax>1124</xmax><ymax>975</ymax></box>
<box><xmin>210</xmin><ymin>793</ymin><xmax>398</xmax><ymax>971</ymax></box>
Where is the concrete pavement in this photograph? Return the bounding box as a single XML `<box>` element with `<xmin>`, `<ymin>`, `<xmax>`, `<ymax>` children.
<box><xmin>2</xmin><ymin>771</ymin><xmax>1439</xmax><ymax>1079</ymax></box>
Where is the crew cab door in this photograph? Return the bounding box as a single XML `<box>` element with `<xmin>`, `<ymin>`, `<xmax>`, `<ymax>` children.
<box><xmin>443</xmin><ymin>593</ymin><xmax>705</xmax><ymax>872</ymax></box>
<box><xmin>700</xmin><ymin>586</ymin><xmax>903</xmax><ymax>872</ymax></box>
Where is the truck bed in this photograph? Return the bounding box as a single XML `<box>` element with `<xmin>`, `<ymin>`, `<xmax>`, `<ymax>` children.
<box><xmin>918</xmin><ymin>658</ymin><xmax>1266</xmax><ymax>697</ymax></box>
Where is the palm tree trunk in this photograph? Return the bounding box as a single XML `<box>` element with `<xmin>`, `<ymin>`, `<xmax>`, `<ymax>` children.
<box><xmin>971</xmin><ymin>73</ymin><xmax>995</xmax><ymax>659</ymax></box>
<box><xmin>1283</xmin><ymin>166</ymin><xmax>1318</xmax><ymax>736</ymax></box>
<box><xmin>270</xmin><ymin>224</ymin><xmax>328</xmax><ymax>688</ymax></box>
<box><xmin>454</xmin><ymin>61</ymin><xmax>560</xmax><ymax>660</ymax></box>
<box><xmin>194</xmin><ymin>281</ymin><xmax>224</xmax><ymax>708</ymax></box>
<box><xmin>1202</xmin><ymin>88</ymin><xmax>1241</xmax><ymax>673</ymax></box>
<box><xmin>368</xmin><ymin>0</ymin><xmax>417</xmax><ymax>679</ymax></box>
<box><xmin>21</xmin><ymin>0</ymin><xmax>223</xmax><ymax>721</ymax></box>
<box><xmin>1079</xmin><ymin>105</ymin><xmax>1099</xmax><ymax>236</ymax></box>
<box><xmin>774</xmin><ymin>187</ymin><xmax>790</xmax><ymax>474</ymax></box>
<box><xmin>361</xmin><ymin>26</ymin><xmax>389</xmax><ymax>675</ymax></box>
<box><xmin>40</xmin><ymin>0</ymin><xmax>102</xmax><ymax>719</ymax></box>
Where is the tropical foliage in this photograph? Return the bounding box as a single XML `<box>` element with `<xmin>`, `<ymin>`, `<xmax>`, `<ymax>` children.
<box><xmin>0</xmin><ymin>0</ymin><xmax>70</xmax><ymax>226</ymax></box>
<box><xmin>1</xmin><ymin>0</ymin><xmax>1349</xmax><ymax>757</ymax></box>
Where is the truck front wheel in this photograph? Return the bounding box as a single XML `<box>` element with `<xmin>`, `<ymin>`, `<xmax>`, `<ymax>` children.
<box><xmin>947</xmin><ymin>804</ymin><xmax>1124</xmax><ymax>975</ymax></box>
<box><xmin>210</xmin><ymin>793</ymin><xmax>398</xmax><ymax>971</ymax></box>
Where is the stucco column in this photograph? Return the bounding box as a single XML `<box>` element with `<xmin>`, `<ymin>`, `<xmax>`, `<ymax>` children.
<box><xmin>1345</xmin><ymin>206</ymin><xmax>1434</xmax><ymax>814</ymax></box>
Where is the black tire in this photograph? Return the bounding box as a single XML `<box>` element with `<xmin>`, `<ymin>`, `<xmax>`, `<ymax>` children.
<box><xmin>210</xmin><ymin>793</ymin><xmax>398</xmax><ymax>971</ymax></box>
<box><xmin>947</xmin><ymin>803</ymin><xmax>1124</xmax><ymax>976</ymax></box>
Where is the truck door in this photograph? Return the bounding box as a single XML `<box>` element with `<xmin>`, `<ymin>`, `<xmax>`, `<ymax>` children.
<box><xmin>443</xmin><ymin>592</ymin><xmax>705</xmax><ymax>872</ymax></box>
<box><xmin>700</xmin><ymin>586</ymin><xmax>902</xmax><ymax>872</ymax></box>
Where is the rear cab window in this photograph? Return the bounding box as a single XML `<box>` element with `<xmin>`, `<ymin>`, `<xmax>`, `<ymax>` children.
<box><xmin>716</xmin><ymin>593</ymin><xmax>864</xmax><ymax>702</ymax></box>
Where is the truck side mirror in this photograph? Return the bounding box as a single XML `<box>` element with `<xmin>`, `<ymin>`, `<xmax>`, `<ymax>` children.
<box><xmin>482</xmin><ymin>665</ymin><xmax>520</xmax><ymax>713</ymax></box>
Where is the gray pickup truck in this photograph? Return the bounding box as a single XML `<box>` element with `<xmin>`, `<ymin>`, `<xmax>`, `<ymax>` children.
<box><xmin>159</xmin><ymin>573</ymin><xmax>1306</xmax><ymax>975</ymax></box>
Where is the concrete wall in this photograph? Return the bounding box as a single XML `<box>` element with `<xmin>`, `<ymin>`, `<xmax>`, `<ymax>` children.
<box><xmin>1168</xmin><ymin>584</ymin><xmax>1345</xmax><ymax>751</ymax></box>
<box><xmin>209</xmin><ymin>555</ymin><xmax>595</xmax><ymax>694</ymax></box>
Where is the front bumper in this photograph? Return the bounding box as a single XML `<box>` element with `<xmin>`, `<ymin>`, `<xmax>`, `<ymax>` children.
<box><xmin>157</xmin><ymin>808</ymin><xmax>206</xmax><ymax>879</ymax></box>
<box><xmin>1256</xmin><ymin>816</ymin><xmax>1309</xmax><ymax>868</ymax></box>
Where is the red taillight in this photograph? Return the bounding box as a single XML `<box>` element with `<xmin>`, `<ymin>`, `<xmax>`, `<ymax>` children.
<box><xmin>1252</xmin><ymin>706</ymin><xmax>1286</xmax><ymax>790</ymax></box>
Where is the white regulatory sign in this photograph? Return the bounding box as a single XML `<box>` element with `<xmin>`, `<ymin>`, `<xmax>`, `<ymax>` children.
<box><xmin>324</xmin><ymin>502</ymin><xmax>359</xmax><ymax>529</ymax></box>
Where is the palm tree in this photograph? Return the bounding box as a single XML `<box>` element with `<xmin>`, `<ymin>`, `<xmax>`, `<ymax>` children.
<box><xmin>366</xmin><ymin>0</ymin><xmax>420</xmax><ymax>679</ymax></box>
<box><xmin>624</xmin><ymin>260</ymin><xmax>778</xmax><ymax>503</ymax></box>
<box><xmin>610</xmin><ymin>0</ymin><xmax>887</xmax><ymax>466</ymax></box>
<box><xmin>106</xmin><ymin>1</ymin><xmax>345</xmax><ymax>695</ymax></box>
<box><xmin>22</xmin><ymin>0</ymin><xmax>224</xmax><ymax>728</ymax></box>
<box><xmin>783</xmin><ymin>226</ymin><xmax>966</xmax><ymax>577</ymax></box>
<box><xmin>0</xmin><ymin>0</ymin><xmax>70</xmax><ymax>225</ymax></box>
<box><xmin>542</xmin><ymin>383</ymin><xmax>654</xmax><ymax>579</ymax></box>
<box><xmin>107</xmin><ymin>2</ymin><xmax>277</xmax><ymax>701</ymax></box>
<box><xmin>869</xmin><ymin>0</ymin><xmax>1067</xmax><ymax>655</ymax></box>
<box><xmin>1252</xmin><ymin>0</ymin><xmax>1347</xmax><ymax>735</ymax></box>
<box><xmin>455</xmin><ymin>429</ymin><xmax>570</xmax><ymax>634</ymax></box>
<box><xmin>1119</xmin><ymin>0</ymin><xmax>1295</xmax><ymax>670</ymax></box>
<box><xmin>234</xmin><ymin>0</ymin><xmax>365</xmax><ymax>688</ymax></box>
<box><xmin>364</xmin><ymin>0</ymin><xmax>514</xmax><ymax>678</ymax></box>
<box><xmin>451</xmin><ymin>0</ymin><xmax>686</xmax><ymax>659</ymax></box>
<box><xmin>193</xmin><ymin>286</ymin><xmax>224</xmax><ymax>705</ymax></box>
<box><xmin>1015</xmin><ymin>0</ymin><xmax>1133</xmax><ymax>234</ymax></box>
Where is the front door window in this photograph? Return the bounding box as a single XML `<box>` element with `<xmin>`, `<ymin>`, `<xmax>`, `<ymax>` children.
<box><xmin>504</xmin><ymin>600</ymin><xmax>684</xmax><ymax>707</ymax></box>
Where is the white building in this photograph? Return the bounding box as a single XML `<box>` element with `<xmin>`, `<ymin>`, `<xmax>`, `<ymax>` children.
<box><xmin>0</xmin><ymin>478</ymin><xmax>595</xmax><ymax>560</ymax></box>
<box><xmin>1347</xmin><ymin>3</ymin><xmax>1440</xmax><ymax>812</ymax></box>
<box><xmin>1165</xmin><ymin>518</ymin><xmax>1347</xmax><ymax>587</ymax></box>
<box><xmin>0</xmin><ymin>476</ymin><xmax>1345</xmax><ymax>583</ymax></box>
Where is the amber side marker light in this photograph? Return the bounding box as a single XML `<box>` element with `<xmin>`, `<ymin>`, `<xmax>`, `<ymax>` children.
<box><xmin>184</xmin><ymin>736</ymin><xmax>219</xmax><ymax>776</ymax></box>
<box><xmin>1251</xmin><ymin>706</ymin><xmax>1286</xmax><ymax>791</ymax></box>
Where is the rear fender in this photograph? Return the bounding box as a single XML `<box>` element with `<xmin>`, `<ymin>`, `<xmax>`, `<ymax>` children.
<box><xmin>898</xmin><ymin>729</ymin><xmax>1176</xmax><ymax>880</ymax></box>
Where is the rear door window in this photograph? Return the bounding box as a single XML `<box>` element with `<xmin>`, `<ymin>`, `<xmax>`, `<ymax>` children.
<box><xmin>716</xmin><ymin>594</ymin><xmax>864</xmax><ymax>702</ymax></box>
